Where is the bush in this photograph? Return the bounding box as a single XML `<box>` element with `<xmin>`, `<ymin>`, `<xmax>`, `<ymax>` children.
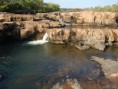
<box><xmin>0</xmin><ymin>0</ymin><xmax>60</xmax><ymax>13</ymax></box>
<box><xmin>92</xmin><ymin>4</ymin><xmax>118</xmax><ymax>13</ymax></box>
<box><xmin>42</xmin><ymin>3</ymin><xmax>60</xmax><ymax>12</ymax></box>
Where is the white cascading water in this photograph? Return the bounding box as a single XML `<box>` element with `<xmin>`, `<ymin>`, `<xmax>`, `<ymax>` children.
<box><xmin>26</xmin><ymin>33</ymin><xmax>48</xmax><ymax>45</ymax></box>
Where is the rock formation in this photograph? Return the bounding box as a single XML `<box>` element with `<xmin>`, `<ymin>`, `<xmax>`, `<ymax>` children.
<box><xmin>91</xmin><ymin>56</ymin><xmax>118</xmax><ymax>89</ymax></box>
<box><xmin>35</xmin><ymin>11</ymin><xmax>118</xmax><ymax>26</ymax></box>
<box><xmin>0</xmin><ymin>11</ymin><xmax>118</xmax><ymax>51</ymax></box>
<box><xmin>51</xmin><ymin>79</ymin><xmax>82</xmax><ymax>89</ymax></box>
<box><xmin>48</xmin><ymin>28</ymin><xmax>118</xmax><ymax>51</ymax></box>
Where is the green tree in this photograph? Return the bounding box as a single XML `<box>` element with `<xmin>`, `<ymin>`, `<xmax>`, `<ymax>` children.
<box><xmin>91</xmin><ymin>4</ymin><xmax>118</xmax><ymax>12</ymax></box>
<box><xmin>0</xmin><ymin>0</ymin><xmax>60</xmax><ymax>13</ymax></box>
<box><xmin>43</xmin><ymin>3</ymin><xmax>60</xmax><ymax>12</ymax></box>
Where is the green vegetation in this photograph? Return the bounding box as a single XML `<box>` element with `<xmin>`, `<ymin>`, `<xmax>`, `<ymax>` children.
<box><xmin>89</xmin><ymin>4</ymin><xmax>118</xmax><ymax>13</ymax></box>
<box><xmin>0</xmin><ymin>0</ymin><xmax>60</xmax><ymax>13</ymax></box>
<box><xmin>60</xmin><ymin>8</ymin><xmax>82</xmax><ymax>12</ymax></box>
<box><xmin>42</xmin><ymin>3</ymin><xmax>60</xmax><ymax>12</ymax></box>
<box><xmin>61</xmin><ymin>4</ymin><xmax>118</xmax><ymax>13</ymax></box>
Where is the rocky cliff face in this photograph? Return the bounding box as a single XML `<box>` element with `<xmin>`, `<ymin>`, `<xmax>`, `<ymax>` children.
<box><xmin>0</xmin><ymin>11</ymin><xmax>118</xmax><ymax>50</ymax></box>
<box><xmin>35</xmin><ymin>11</ymin><xmax>118</xmax><ymax>26</ymax></box>
<box><xmin>48</xmin><ymin>28</ymin><xmax>118</xmax><ymax>51</ymax></box>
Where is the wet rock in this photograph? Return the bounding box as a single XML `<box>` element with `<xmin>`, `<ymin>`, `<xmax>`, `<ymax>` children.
<box><xmin>91</xmin><ymin>56</ymin><xmax>118</xmax><ymax>77</ymax></box>
<box><xmin>91</xmin><ymin>56</ymin><xmax>118</xmax><ymax>89</ymax></box>
<box><xmin>51</xmin><ymin>79</ymin><xmax>82</xmax><ymax>89</ymax></box>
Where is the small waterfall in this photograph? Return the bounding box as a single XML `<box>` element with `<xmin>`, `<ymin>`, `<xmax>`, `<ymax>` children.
<box><xmin>42</xmin><ymin>33</ymin><xmax>48</xmax><ymax>41</ymax></box>
<box><xmin>59</xmin><ymin>18</ymin><xmax>71</xmax><ymax>26</ymax></box>
<box><xmin>26</xmin><ymin>33</ymin><xmax>48</xmax><ymax>45</ymax></box>
<box><xmin>59</xmin><ymin>18</ymin><xmax>64</xmax><ymax>25</ymax></box>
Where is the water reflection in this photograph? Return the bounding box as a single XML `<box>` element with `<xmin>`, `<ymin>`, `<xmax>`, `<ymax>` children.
<box><xmin>0</xmin><ymin>43</ymin><xmax>118</xmax><ymax>89</ymax></box>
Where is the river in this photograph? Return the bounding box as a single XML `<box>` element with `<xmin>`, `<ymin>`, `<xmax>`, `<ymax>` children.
<box><xmin>0</xmin><ymin>42</ymin><xmax>118</xmax><ymax>89</ymax></box>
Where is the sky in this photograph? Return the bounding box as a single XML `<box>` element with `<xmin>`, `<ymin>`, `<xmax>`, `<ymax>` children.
<box><xmin>44</xmin><ymin>0</ymin><xmax>118</xmax><ymax>8</ymax></box>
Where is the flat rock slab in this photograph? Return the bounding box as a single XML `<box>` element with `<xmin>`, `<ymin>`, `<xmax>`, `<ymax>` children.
<box><xmin>91</xmin><ymin>56</ymin><xmax>118</xmax><ymax>77</ymax></box>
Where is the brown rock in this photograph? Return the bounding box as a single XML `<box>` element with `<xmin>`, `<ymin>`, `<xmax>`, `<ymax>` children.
<box><xmin>47</xmin><ymin>28</ymin><xmax>70</xmax><ymax>44</ymax></box>
<box><xmin>4</xmin><ymin>13</ymin><xmax>33</xmax><ymax>22</ymax></box>
<box><xmin>51</xmin><ymin>79</ymin><xmax>82</xmax><ymax>89</ymax></box>
<box><xmin>91</xmin><ymin>56</ymin><xmax>118</xmax><ymax>89</ymax></box>
<box><xmin>48</xmin><ymin>28</ymin><xmax>118</xmax><ymax>51</ymax></box>
<box><xmin>0</xmin><ymin>13</ymin><xmax>5</xmax><ymax>22</ymax></box>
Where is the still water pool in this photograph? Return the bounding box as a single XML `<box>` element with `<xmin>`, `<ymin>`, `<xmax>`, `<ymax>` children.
<box><xmin>0</xmin><ymin>42</ymin><xmax>118</xmax><ymax>89</ymax></box>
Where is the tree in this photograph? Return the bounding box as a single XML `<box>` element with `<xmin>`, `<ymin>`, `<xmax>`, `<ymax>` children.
<box><xmin>43</xmin><ymin>3</ymin><xmax>60</xmax><ymax>12</ymax></box>
<box><xmin>0</xmin><ymin>0</ymin><xmax>60</xmax><ymax>13</ymax></box>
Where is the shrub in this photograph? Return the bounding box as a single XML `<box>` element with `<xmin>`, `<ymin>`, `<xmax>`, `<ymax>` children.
<box><xmin>92</xmin><ymin>4</ymin><xmax>118</xmax><ymax>12</ymax></box>
<box><xmin>0</xmin><ymin>0</ymin><xmax>60</xmax><ymax>13</ymax></box>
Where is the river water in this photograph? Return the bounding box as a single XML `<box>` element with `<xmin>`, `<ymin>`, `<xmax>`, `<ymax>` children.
<box><xmin>0</xmin><ymin>42</ymin><xmax>118</xmax><ymax>89</ymax></box>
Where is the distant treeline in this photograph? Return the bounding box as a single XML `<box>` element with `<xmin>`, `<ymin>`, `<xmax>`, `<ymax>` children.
<box><xmin>61</xmin><ymin>4</ymin><xmax>118</xmax><ymax>13</ymax></box>
<box><xmin>0</xmin><ymin>0</ymin><xmax>60</xmax><ymax>14</ymax></box>
<box><xmin>87</xmin><ymin>4</ymin><xmax>118</xmax><ymax>12</ymax></box>
<box><xmin>60</xmin><ymin>8</ymin><xmax>82</xmax><ymax>12</ymax></box>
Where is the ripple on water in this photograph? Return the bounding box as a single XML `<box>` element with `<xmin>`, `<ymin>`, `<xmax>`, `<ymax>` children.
<box><xmin>0</xmin><ymin>43</ymin><xmax>118</xmax><ymax>89</ymax></box>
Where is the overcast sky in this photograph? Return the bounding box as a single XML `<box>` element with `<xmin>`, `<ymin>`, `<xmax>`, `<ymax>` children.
<box><xmin>44</xmin><ymin>0</ymin><xmax>118</xmax><ymax>8</ymax></box>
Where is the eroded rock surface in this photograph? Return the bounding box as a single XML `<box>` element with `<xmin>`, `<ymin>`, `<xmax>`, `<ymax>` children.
<box><xmin>35</xmin><ymin>11</ymin><xmax>118</xmax><ymax>26</ymax></box>
<box><xmin>91</xmin><ymin>56</ymin><xmax>118</xmax><ymax>89</ymax></box>
<box><xmin>48</xmin><ymin>28</ymin><xmax>118</xmax><ymax>51</ymax></box>
<box><xmin>91</xmin><ymin>56</ymin><xmax>118</xmax><ymax>77</ymax></box>
<box><xmin>0</xmin><ymin>11</ymin><xmax>118</xmax><ymax>47</ymax></box>
<box><xmin>51</xmin><ymin>79</ymin><xmax>82</xmax><ymax>89</ymax></box>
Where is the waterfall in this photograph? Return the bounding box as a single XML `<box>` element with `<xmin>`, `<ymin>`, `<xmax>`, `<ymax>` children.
<box><xmin>59</xmin><ymin>18</ymin><xmax>70</xmax><ymax>26</ymax></box>
<box><xmin>42</xmin><ymin>33</ymin><xmax>48</xmax><ymax>41</ymax></box>
<box><xmin>59</xmin><ymin>18</ymin><xmax>64</xmax><ymax>25</ymax></box>
<box><xmin>26</xmin><ymin>33</ymin><xmax>48</xmax><ymax>45</ymax></box>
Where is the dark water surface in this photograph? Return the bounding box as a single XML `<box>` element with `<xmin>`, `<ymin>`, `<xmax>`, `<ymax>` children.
<box><xmin>0</xmin><ymin>42</ymin><xmax>118</xmax><ymax>89</ymax></box>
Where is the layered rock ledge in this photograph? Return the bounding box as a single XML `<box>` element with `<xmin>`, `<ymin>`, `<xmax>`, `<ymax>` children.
<box><xmin>48</xmin><ymin>28</ymin><xmax>118</xmax><ymax>51</ymax></box>
<box><xmin>35</xmin><ymin>11</ymin><xmax>118</xmax><ymax>26</ymax></box>
<box><xmin>0</xmin><ymin>11</ymin><xmax>118</xmax><ymax>51</ymax></box>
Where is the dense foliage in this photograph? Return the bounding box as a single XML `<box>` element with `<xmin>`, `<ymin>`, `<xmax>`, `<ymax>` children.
<box><xmin>0</xmin><ymin>0</ymin><xmax>60</xmax><ymax>13</ymax></box>
<box><xmin>88</xmin><ymin>4</ymin><xmax>118</xmax><ymax>13</ymax></box>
